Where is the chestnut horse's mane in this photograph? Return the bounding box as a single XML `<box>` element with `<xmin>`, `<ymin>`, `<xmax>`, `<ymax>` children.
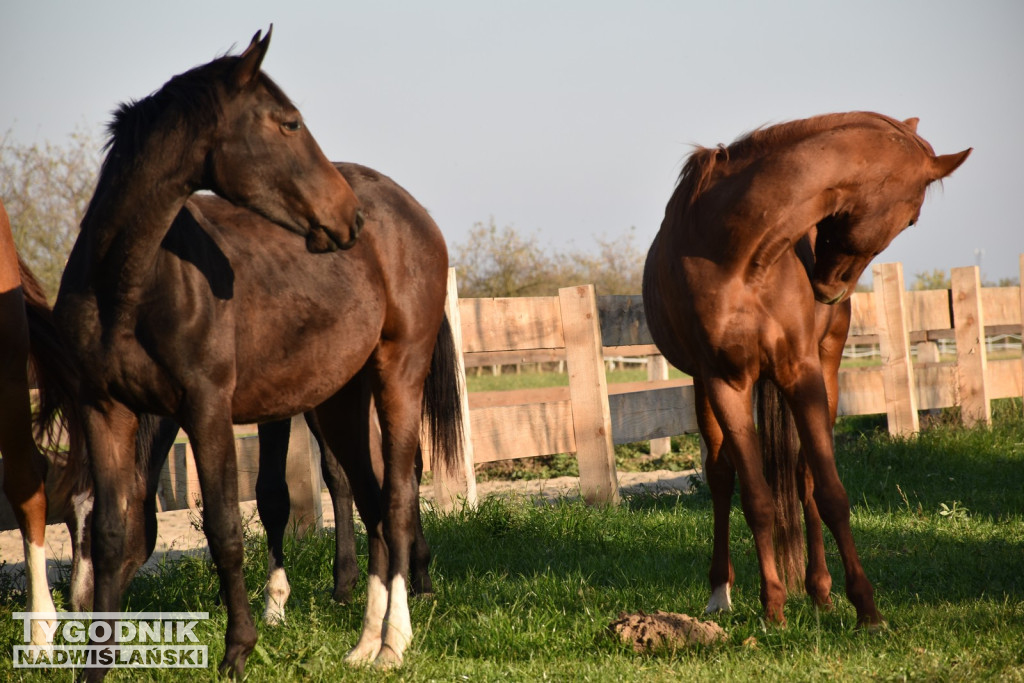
<box><xmin>675</xmin><ymin>111</ymin><xmax>933</xmax><ymax>210</ymax></box>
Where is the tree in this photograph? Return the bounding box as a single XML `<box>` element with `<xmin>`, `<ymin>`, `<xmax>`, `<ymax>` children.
<box><xmin>911</xmin><ymin>268</ymin><xmax>951</xmax><ymax>291</ymax></box>
<box><xmin>1</xmin><ymin>129</ymin><xmax>100</xmax><ymax>298</ymax></box>
<box><xmin>562</xmin><ymin>227</ymin><xmax>645</xmax><ymax>296</ymax></box>
<box><xmin>450</xmin><ymin>219</ymin><xmax>646</xmax><ymax>298</ymax></box>
<box><xmin>451</xmin><ymin>218</ymin><xmax>564</xmax><ymax>297</ymax></box>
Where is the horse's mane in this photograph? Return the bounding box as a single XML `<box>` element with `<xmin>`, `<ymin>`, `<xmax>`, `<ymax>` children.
<box><xmin>81</xmin><ymin>53</ymin><xmax>293</xmax><ymax>230</ymax></box>
<box><xmin>675</xmin><ymin>112</ymin><xmax>932</xmax><ymax>209</ymax></box>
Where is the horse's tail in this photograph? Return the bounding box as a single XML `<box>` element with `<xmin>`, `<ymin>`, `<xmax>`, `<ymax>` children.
<box><xmin>421</xmin><ymin>313</ymin><xmax>464</xmax><ymax>476</ymax></box>
<box><xmin>755</xmin><ymin>378</ymin><xmax>805</xmax><ymax>594</ymax></box>
<box><xmin>19</xmin><ymin>256</ymin><xmax>89</xmax><ymax>508</ymax></box>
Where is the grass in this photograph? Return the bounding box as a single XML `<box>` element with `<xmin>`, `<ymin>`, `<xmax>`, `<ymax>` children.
<box><xmin>1</xmin><ymin>403</ymin><xmax>1022</xmax><ymax>680</ymax></box>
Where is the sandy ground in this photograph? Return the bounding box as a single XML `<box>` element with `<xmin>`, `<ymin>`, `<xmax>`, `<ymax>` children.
<box><xmin>0</xmin><ymin>469</ymin><xmax>697</xmax><ymax>586</ymax></box>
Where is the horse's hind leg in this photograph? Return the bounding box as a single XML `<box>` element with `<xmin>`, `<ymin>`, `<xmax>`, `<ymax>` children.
<box><xmin>315</xmin><ymin>380</ymin><xmax>390</xmax><ymax>664</ymax></box>
<box><xmin>799</xmin><ymin>311</ymin><xmax>850</xmax><ymax>611</ymax></box>
<box><xmin>256</xmin><ymin>418</ymin><xmax>292</xmax><ymax>624</ymax></box>
<box><xmin>0</xmin><ymin>288</ymin><xmax>57</xmax><ymax>646</ymax></box>
<box><xmin>304</xmin><ymin>410</ymin><xmax>360</xmax><ymax>604</ymax></box>
<box><xmin>365</xmin><ymin>401</ymin><xmax>433</xmax><ymax>596</ymax></box>
<box><xmin>797</xmin><ymin>454</ymin><xmax>832</xmax><ymax>609</ymax></box>
<box><xmin>694</xmin><ymin>379</ymin><xmax>735</xmax><ymax>613</ymax></box>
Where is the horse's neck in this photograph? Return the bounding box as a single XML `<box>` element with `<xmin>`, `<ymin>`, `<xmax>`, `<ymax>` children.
<box><xmin>81</xmin><ymin>144</ymin><xmax>197</xmax><ymax>321</ymax></box>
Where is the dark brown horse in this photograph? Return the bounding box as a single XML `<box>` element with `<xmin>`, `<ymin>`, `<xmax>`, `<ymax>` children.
<box><xmin>54</xmin><ymin>29</ymin><xmax>459</xmax><ymax>678</ymax></box>
<box><xmin>66</xmin><ymin>160</ymin><xmax>453</xmax><ymax>622</ymax></box>
<box><xmin>642</xmin><ymin>112</ymin><xmax>970</xmax><ymax>628</ymax></box>
<box><xmin>0</xmin><ymin>199</ymin><xmax>84</xmax><ymax>647</ymax></box>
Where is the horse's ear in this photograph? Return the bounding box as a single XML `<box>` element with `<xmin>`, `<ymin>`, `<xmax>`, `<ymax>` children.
<box><xmin>233</xmin><ymin>25</ymin><xmax>273</xmax><ymax>89</ymax></box>
<box><xmin>902</xmin><ymin>117</ymin><xmax>919</xmax><ymax>132</ymax></box>
<box><xmin>930</xmin><ymin>148</ymin><xmax>972</xmax><ymax>180</ymax></box>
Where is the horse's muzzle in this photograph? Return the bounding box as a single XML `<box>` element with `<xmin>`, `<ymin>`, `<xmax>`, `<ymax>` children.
<box><xmin>306</xmin><ymin>210</ymin><xmax>364</xmax><ymax>253</ymax></box>
<box><xmin>813</xmin><ymin>287</ymin><xmax>847</xmax><ymax>305</ymax></box>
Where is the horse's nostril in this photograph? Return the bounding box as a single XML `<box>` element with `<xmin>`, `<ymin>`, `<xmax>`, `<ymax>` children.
<box><xmin>354</xmin><ymin>209</ymin><xmax>365</xmax><ymax>236</ymax></box>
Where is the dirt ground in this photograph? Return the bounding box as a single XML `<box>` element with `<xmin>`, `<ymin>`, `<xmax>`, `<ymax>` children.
<box><xmin>0</xmin><ymin>469</ymin><xmax>697</xmax><ymax>585</ymax></box>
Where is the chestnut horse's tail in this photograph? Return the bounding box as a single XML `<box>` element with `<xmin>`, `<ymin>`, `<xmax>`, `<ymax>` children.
<box><xmin>19</xmin><ymin>257</ymin><xmax>89</xmax><ymax>508</ymax></box>
<box><xmin>755</xmin><ymin>378</ymin><xmax>805</xmax><ymax>593</ymax></box>
<box><xmin>421</xmin><ymin>313</ymin><xmax>464</xmax><ymax>475</ymax></box>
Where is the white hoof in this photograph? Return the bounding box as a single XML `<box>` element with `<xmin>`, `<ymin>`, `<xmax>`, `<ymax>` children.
<box><xmin>345</xmin><ymin>637</ymin><xmax>382</xmax><ymax>665</ymax></box>
<box><xmin>705</xmin><ymin>583</ymin><xmax>733</xmax><ymax>614</ymax></box>
<box><xmin>263</xmin><ymin>568</ymin><xmax>290</xmax><ymax>625</ymax></box>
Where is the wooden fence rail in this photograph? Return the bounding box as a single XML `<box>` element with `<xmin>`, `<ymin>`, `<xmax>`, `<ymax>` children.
<box><xmin>2</xmin><ymin>258</ymin><xmax>1022</xmax><ymax>531</ymax></box>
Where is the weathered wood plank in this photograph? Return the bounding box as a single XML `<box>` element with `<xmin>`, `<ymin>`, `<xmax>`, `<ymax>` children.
<box><xmin>459</xmin><ymin>297</ymin><xmax>564</xmax><ymax>352</ymax></box>
<box><xmin>609</xmin><ymin>383</ymin><xmax>699</xmax><ymax>445</ymax></box>
<box><xmin>873</xmin><ymin>262</ymin><xmax>919</xmax><ymax>435</ymax></box>
<box><xmin>597</xmin><ymin>295</ymin><xmax>652</xmax><ymax>346</ymax></box>
<box><xmin>560</xmin><ymin>285</ymin><xmax>619</xmax><ymax>505</ymax></box>
<box><xmin>980</xmin><ymin>287</ymin><xmax>1021</xmax><ymax>326</ymax></box>
<box><xmin>952</xmin><ymin>266</ymin><xmax>991</xmax><ymax>427</ymax></box>
<box><xmin>905</xmin><ymin>289</ymin><xmax>952</xmax><ymax>332</ymax></box>
<box><xmin>646</xmin><ymin>354</ymin><xmax>672</xmax><ymax>456</ymax></box>
<box><xmin>284</xmin><ymin>414</ymin><xmax>323</xmax><ymax>536</ymax></box>
<box><xmin>469</xmin><ymin>401</ymin><xmax>576</xmax><ymax>463</ymax></box>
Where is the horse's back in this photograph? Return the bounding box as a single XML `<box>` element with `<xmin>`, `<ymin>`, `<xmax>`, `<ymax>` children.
<box><xmin>334</xmin><ymin>162</ymin><xmax>450</xmax><ymax>336</ymax></box>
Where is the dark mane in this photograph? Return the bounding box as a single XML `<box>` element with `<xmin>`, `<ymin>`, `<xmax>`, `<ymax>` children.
<box><xmin>674</xmin><ymin>111</ymin><xmax>929</xmax><ymax>209</ymax></box>
<box><xmin>82</xmin><ymin>55</ymin><xmax>293</xmax><ymax>230</ymax></box>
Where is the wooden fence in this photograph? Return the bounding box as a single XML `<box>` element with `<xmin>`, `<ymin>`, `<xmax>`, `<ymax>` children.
<box><xmin>2</xmin><ymin>257</ymin><xmax>1022</xmax><ymax>532</ymax></box>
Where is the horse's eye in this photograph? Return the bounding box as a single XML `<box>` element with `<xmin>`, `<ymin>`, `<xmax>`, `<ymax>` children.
<box><xmin>281</xmin><ymin>120</ymin><xmax>303</xmax><ymax>133</ymax></box>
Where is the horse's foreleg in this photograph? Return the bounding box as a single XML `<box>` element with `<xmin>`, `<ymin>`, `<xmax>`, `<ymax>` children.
<box><xmin>184</xmin><ymin>406</ymin><xmax>258</xmax><ymax>677</ymax></box>
<box><xmin>256</xmin><ymin>418</ymin><xmax>292</xmax><ymax>624</ymax></box>
<box><xmin>694</xmin><ymin>380</ymin><xmax>735</xmax><ymax>613</ymax></box>
<box><xmin>781</xmin><ymin>371</ymin><xmax>882</xmax><ymax>628</ymax></box>
<box><xmin>305</xmin><ymin>410</ymin><xmax>360</xmax><ymax>604</ymax></box>
<box><xmin>81</xmin><ymin>403</ymin><xmax>142</xmax><ymax>682</ymax></box>
<box><xmin>705</xmin><ymin>377</ymin><xmax>788</xmax><ymax>624</ymax></box>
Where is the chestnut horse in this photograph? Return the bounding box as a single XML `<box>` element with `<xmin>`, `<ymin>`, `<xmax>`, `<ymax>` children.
<box><xmin>643</xmin><ymin>112</ymin><xmax>970</xmax><ymax>628</ymax></box>
<box><xmin>54</xmin><ymin>29</ymin><xmax>459</xmax><ymax>678</ymax></box>
<box><xmin>0</xmin><ymin>199</ymin><xmax>84</xmax><ymax>646</ymax></box>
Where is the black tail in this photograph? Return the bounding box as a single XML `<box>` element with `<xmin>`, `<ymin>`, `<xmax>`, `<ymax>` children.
<box><xmin>421</xmin><ymin>313</ymin><xmax>464</xmax><ymax>476</ymax></box>
<box><xmin>19</xmin><ymin>256</ymin><xmax>89</xmax><ymax>507</ymax></box>
<box><xmin>755</xmin><ymin>378</ymin><xmax>805</xmax><ymax>593</ymax></box>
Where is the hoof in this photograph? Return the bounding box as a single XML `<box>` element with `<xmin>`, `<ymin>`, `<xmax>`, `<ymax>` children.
<box><xmin>218</xmin><ymin>641</ymin><xmax>254</xmax><ymax>679</ymax></box>
<box><xmin>704</xmin><ymin>583</ymin><xmax>732</xmax><ymax>614</ymax></box>
<box><xmin>811</xmin><ymin>594</ymin><xmax>834</xmax><ymax>611</ymax></box>
<box><xmin>857</xmin><ymin>615</ymin><xmax>888</xmax><ymax>633</ymax></box>
<box><xmin>345</xmin><ymin>639</ymin><xmax>382</xmax><ymax>666</ymax></box>
<box><xmin>374</xmin><ymin>644</ymin><xmax>403</xmax><ymax>669</ymax></box>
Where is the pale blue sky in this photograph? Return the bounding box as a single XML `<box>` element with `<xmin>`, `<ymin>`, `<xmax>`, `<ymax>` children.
<box><xmin>2</xmin><ymin>1</ymin><xmax>1021</xmax><ymax>283</ymax></box>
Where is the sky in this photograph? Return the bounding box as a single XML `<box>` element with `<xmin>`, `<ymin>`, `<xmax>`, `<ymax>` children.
<box><xmin>2</xmin><ymin>1</ymin><xmax>1021</xmax><ymax>285</ymax></box>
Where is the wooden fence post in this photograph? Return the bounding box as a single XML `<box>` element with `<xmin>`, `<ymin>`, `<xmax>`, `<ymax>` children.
<box><xmin>951</xmin><ymin>266</ymin><xmax>992</xmax><ymax>427</ymax></box>
<box><xmin>559</xmin><ymin>284</ymin><xmax>619</xmax><ymax>505</ymax></box>
<box><xmin>872</xmin><ymin>262</ymin><xmax>919</xmax><ymax>436</ymax></box>
<box><xmin>647</xmin><ymin>354</ymin><xmax>672</xmax><ymax>457</ymax></box>
<box><xmin>431</xmin><ymin>268</ymin><xmax>478</xmax><ymax>511</ymax></box>
<box><xmin>285</xmin><ymin>414</ymin><xmax>323</xmax><ymax>536</ymax></box>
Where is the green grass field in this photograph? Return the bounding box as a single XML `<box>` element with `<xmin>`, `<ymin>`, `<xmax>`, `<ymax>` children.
<box><xmin>1</xmin><ymin>401</ymin><xmax>1022</xmax><ymax>681</ymax></box>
